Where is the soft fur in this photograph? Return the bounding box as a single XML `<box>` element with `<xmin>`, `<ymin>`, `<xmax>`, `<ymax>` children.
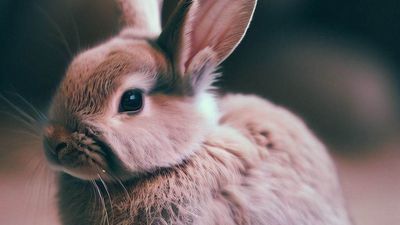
<box><xmin>42</xmin><ymin>0</ymin><xmax>352</xmax><ymax>224</ymax></box>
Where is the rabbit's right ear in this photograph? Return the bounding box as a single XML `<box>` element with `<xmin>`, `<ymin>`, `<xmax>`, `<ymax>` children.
<box><xmin>158</xmin><ymin>0</ymin><xmax>257</xmax><ymax>94</ymax></box>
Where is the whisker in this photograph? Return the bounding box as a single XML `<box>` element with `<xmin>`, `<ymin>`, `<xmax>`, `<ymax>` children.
<box><xmin>39</xmin><ymin>33</ymin><xmax>72</xmax><ymax>59</ymax></box>
<box><xmin>0</xmin><ymin>92</ymin><xmax>46</xmax><ymax>142</ymax></box>
<box><xmin>107</xmin><ymin>172</ymin><xmax>131</xmax><ymax>202</ymax></box>
<box><xmin>36</xmin><ymin>164</ymin><xmax>47</xmax><ymax>225</ymax></box>
<box><xmin>0</xmin><ymin>127</ymin><xmax>41</xmax><ymax>139</ymax></box>
<box><xmin>23</xmin><ymin>157</ymin><xmax>46</xmax><ymax>225</ymax></box>
<box><xmin>91</xmin><ymin>180</ymin><xmax>105</xmax><ymax>225</ymax></box>
<box><xmin>98</xmin><ymin>174</ymin><xmax>114</xmax><ymax>222</ymax></box>
<box><xmin>34</xmin><ymin>4</ymin><xmax>73</xmax><ymax>58</ymax></box>
<box><xmin>0</xmin><ymin>94</ymin><xmax>38</xmax><ymax>123</ymax></box>
<box><xmin>91</xmin><ymin>180</ymin><xmax>110</xmax><ymax>225</ymax></box>
<box><xmin>12</xmin><ymin>130</ymin><xmax>41</xmax><ymax>140</ymax></box>
<box><xmin>89</xmin><ymin>181</ymin><xmax>99</xmax><ymax>221</ymax></box>
<box><xmin>0</xmin><ymin>91</ymin><xmax>49</xmax><ymax>223</ymax></box>
<box><xmin>5</xmin><ymin>91</ymin><xmax>47</xmax><ymax>121</ymax></box>
<box><xmin>43</xmin><ymin>167</ymin><xmax>54</xmax><ymax>225</ymax></box>
<box><xmin>0</xmin><ymin>111</ymin><xmax>40</xmax><ymax>135</ymax></box>
<box><xmin>69</xmin><ymin>11</ymin><xmax>81</xmax><ymax>51</ymax></box>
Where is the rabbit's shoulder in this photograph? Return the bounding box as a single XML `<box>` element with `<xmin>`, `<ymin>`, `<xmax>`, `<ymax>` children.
<box><xmin>217</xmin><ymin>94</ymin><xmax>338</xmax><ymax>194</ymax></box>
<box><xmin>215</xmin><ymin>94</ymin><xmax>351</xmax><ymax>224</ymax></box>
<box><xmin>218</xmin><ymin>94</ymin><xmax>324</xmax><ymax>155</ymax></box>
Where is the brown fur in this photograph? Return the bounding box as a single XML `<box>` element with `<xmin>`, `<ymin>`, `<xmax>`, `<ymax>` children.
<box><xmin>51</xmin><ymin>40</ymin><xmax>167</xmax><ymax>120</ymax></box>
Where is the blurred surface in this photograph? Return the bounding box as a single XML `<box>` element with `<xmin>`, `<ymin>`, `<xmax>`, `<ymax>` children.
<box><xmin>1</xmin><ymin>0</ymin><xmax>399</xmax><ymax>224</ymax></box>
<box><xmin>334</xmin><ymin>139</ymin><xmax>400</xmax><ymax>225</ymax></box>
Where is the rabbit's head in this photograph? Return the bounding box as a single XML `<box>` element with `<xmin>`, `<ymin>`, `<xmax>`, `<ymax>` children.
<box><xmin>43</xmin><ymin>0</ymin><xmax>257</xmax><ymax>180</ymax></box>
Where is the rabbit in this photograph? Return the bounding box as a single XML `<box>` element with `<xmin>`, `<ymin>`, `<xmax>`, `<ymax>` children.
<box><xmin>42</xmin><ymin>0</ymin><xmax>352</xmax><ymax>224</ymax></box>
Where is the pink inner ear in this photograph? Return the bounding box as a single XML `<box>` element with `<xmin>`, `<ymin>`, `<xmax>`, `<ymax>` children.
<box><xmin>191</xmin><ymin>1</ymin><xmax>230</xmax><ymax>52</ymax></box>
<box><xmin>184</xmin><ymin>0</ymin><xmax>256</xmax><ymax>70</ymax></box>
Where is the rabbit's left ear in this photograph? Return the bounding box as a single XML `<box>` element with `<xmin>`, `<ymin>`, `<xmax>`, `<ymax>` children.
<box><xmin>118</xmin><ymin>0</ymin><xmax>163</xmax><ymax>37</ymax></box>
<box><xmin>158</xmin><ymin>0</ymin><xmax>257</xmax><ymax>93</ymax></box>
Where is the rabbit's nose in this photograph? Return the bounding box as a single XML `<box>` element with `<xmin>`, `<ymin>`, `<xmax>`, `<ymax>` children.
<box><xmin>43</xmin><ymin>124</ymin><xmax>71</xmax><ymax>157</ymax></box>
<box><xmin>54</xmin><ymin>142</ymin><xmax>68</xmax><ymax>154</ymax></box>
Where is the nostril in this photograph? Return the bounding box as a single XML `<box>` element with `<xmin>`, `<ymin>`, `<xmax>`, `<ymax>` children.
<box><xmin>55</xmin><ymin>142</ymin><xmax>68</xmax><ymax>153</ymax></box>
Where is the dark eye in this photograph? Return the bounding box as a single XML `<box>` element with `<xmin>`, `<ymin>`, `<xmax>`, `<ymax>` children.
<box><xmin>119</xmin><ymin>89</ymin><xmax>144</xmax><ymax>113</ymax></box>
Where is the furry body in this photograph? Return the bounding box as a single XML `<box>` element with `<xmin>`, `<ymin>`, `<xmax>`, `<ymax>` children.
<box><xmin>43</xmin><ymin>0</ymin><xmax>351</xmax><ymax>224</ymax></box>
<box><xmin>58</xmin><ymin>94</ymin><xmax>350</xmax><ymax>225</ymax></box>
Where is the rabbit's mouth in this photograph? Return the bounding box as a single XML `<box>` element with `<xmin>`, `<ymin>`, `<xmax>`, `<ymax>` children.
<box><xmin>43</xmin><ymin>129</ymin><xmax>114</xmax><ymax>180</ymax></box>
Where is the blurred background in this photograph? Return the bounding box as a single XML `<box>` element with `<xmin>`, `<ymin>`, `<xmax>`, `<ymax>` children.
<box><xmin>1</xmin><ymin>0</ymin><xmax>399</xmax><ymax>224</ymax></box>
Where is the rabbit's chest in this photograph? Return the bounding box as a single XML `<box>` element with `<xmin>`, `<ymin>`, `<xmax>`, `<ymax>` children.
<box><xmin>107</xmin><ymin>182</ymin><xmax>252</xmax><ymax>225</ymax></box>
<box><xmin>57</xmin><ymin>147</ymin><xmax>252</xmax><ymax>225</ymax></box>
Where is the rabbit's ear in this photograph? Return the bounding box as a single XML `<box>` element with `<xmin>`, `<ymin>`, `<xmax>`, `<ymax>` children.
<box><xmin>158</xmin><ymin>0</ymin><xmax>257</xmax><ymax>77</ymax></box>
<box><xmin>117</xmin><ymin>0</ymin><xmax>163</xmax><ymax>36</ymax></box>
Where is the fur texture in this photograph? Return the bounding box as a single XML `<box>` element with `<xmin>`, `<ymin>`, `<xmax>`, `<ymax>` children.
<box><xmin>57</xmin><ymin>95</ymin><xmax>351</xmax><ymax>225</ymax></box>
<box><xmin>42</xmin><ymin>0</ymin><xmax>351</xmax><ymax>224</ymax></box>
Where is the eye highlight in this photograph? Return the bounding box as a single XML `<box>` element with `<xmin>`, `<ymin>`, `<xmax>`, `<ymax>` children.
<box><xmin>119</xmin><ymin>89</ymin><xmax>144</xmax><ymax>113</ymax></box>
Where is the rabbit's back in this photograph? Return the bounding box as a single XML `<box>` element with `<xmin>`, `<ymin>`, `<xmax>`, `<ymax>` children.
<box><xmin>214</xmin><ymin>94</ymin><xmax>351</xmax><ymax>225</ymax></box>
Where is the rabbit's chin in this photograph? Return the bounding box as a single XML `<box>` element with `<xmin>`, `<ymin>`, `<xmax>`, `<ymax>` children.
<box><xmin>61</xmin><ymin>167</ymin><xmax>105</xmax><ymax>181</ymax></box>
<box><xmin>47</xmin><ymin>159</ymin><xmax>112</xmax><ymax>181</ymax></box>
<box><xmin>53</xmin><ymin>160</ymin><xmax>136</xmax><ymax>181</ymax></box>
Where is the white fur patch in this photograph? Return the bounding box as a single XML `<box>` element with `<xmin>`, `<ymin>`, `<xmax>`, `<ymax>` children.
<box><xmin>196</xmin><ymin>92</ymin><xmax>219</xmax><ymax>126</ymax></box>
